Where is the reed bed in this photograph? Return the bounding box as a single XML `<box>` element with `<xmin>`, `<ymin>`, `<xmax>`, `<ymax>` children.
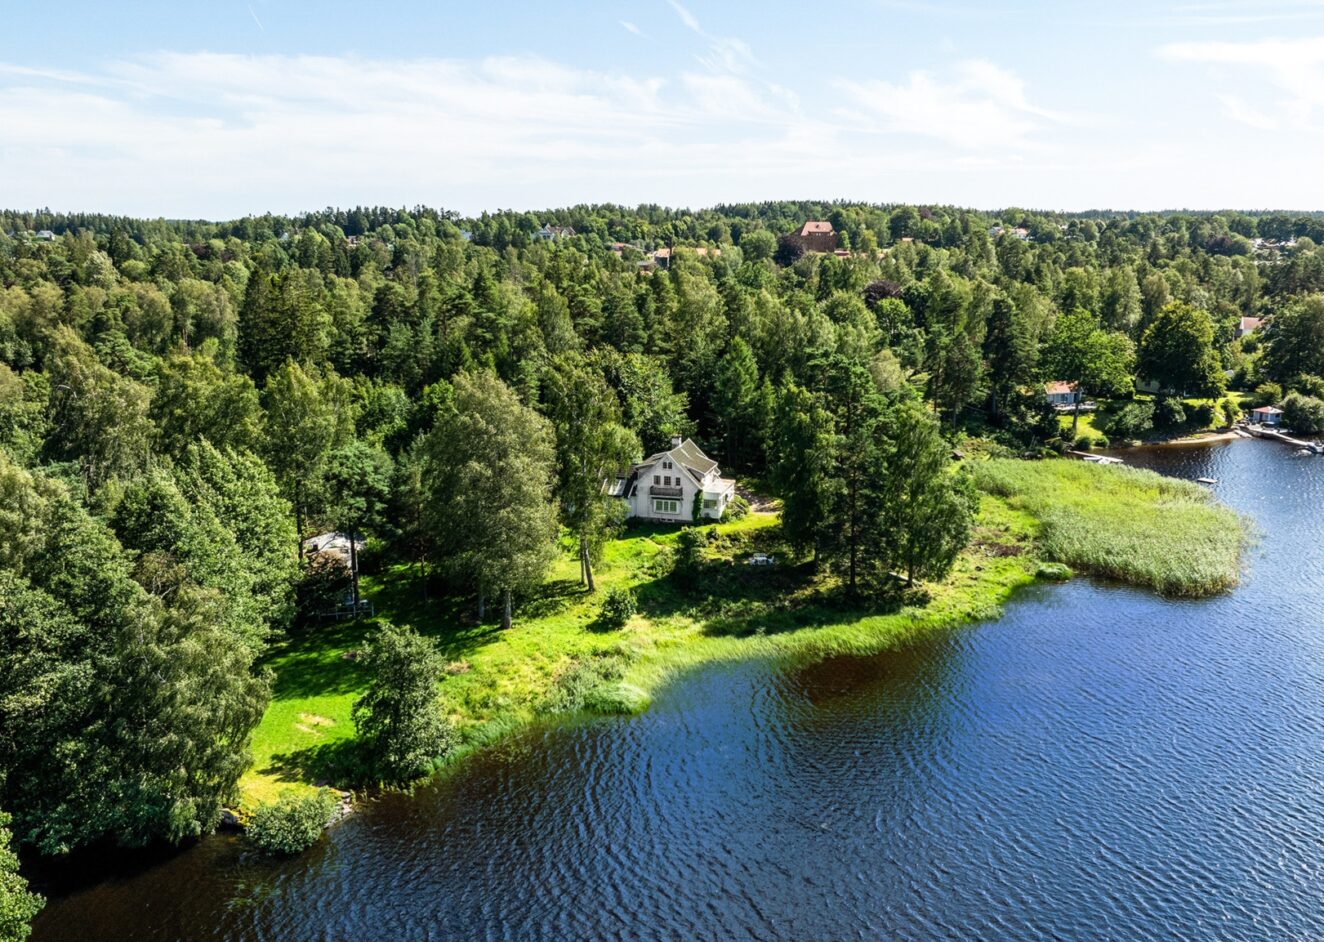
<box><xmin>973</xmin><ymin>458</ymin><xmax>1247</xmax><ymax>597</ymax></box>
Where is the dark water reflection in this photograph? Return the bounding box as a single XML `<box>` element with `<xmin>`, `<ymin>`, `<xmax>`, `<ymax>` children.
<box><xmin>32</xmin><ymin>440</ymin><xmax>1324</xmax><ymax>940</ymax></box>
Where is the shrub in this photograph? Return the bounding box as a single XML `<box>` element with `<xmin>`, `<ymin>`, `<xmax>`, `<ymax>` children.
<box><xmin>583</xmin><ymin>681</ymin><xmax>651</xmax><ymax>715</ymax></box>
<box><xmin>672</xmin><ymin>527</ymin><xmax>705</xmax><ymax>589</ymax></box>
<box><xmin>1108</xmin><ymin>400</ymin><xmax>1154</xmax><ymax>439</ymax></box>
<box><xmin>597</xmin><ymin>586</ymin><xmax>637</xmax><ymax>629</ymax></box>
<box><xmin>1073</xmin><ymin>435</ymin><xmax>1095</xmax><ymax>451</ymax></box>
<box><xmin>1188</xmin><ymin>401</ymin><xmax>1216</xmax><ymax>427</ymax></box>
<box><xmin>1282</xmin><ymin>392</ymin><xmax>1324</xmax><ymax>434</ymax></box>
<box><xmin>542</xmin><ymin>653</ymin><xmax>627</xmax><ymax>713</ymax></box>
<box><xmin>1220</xmin><ymin>397</ymin><xmax>1242</xmax><ymax>426</ymax></box>
<box><xmin>247</xmin><ymin>789</ymin><xmax>339</xmax><ymax>856</ymax></box>
<box><xmin>1154</xmin><ymin>396</ymin><xmax>1187</xmax><ymax>429</ymax></box>
<box><xmin>1</xmin><ymin>809</ymin><xmax>42</xmax><ymax>941</ymax></box>
<box><xmin>1289</xmin><ymin>373</ymin><xmax>1324</xmax><ymax>399</ymax></box>
<box><xmin>1252</xmin><ymin>382</ymin><xmax>1283</xmax><ymax>407</ymax></box>
<box><xmin>1036</xmin><ymin>562</ymin><xmax>1073</xmax><ymax>581</ymax></box>
<box><xmin>721</xmin><ymin>494</ymin><xmax>751</xmax><ymax>521</ymax></box>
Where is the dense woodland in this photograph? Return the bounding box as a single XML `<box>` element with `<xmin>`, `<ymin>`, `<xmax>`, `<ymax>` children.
<box><xmin>3</xmin><ymin>201</ymin><xmax>1324</xmax><ymax>893</ymax></box>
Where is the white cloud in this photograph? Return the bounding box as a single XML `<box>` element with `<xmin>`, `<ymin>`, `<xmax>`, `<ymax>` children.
<box><xmin>834</xmin><ymin>59</ymin><xmax>1067</xmax><ymax>148</ymax></box>
<box><xmin>0</xmin><ymin>52</ymin><xmax>869</xmax><ymax>215</ymax></box>
<box><xmin>1159</xmin><ymin>36</ymin><xmax>1324</xmax><ymax>126</ymax></box>
<box><xmin>666</xmin><ymin>1</ymin><xmax>757</xmax><ymax>73</ymax></box>
<box><xmin>620</xmin><ymin>20</ymin><xmax>642</xmax><ymax>36</ymax></box>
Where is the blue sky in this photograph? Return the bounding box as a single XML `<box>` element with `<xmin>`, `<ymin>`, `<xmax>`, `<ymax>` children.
<box><xmin>4</xmin><ymin>1</ymin><xmax>1324</xmax><ymax>217</ymax></box>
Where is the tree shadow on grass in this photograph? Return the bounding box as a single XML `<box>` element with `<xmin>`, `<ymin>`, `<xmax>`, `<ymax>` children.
<box><xmin>631</xmin><ymin>553</ymin><xmax>919</xmax><ymax>640</ymax></box>
<box><xmin>261</xmin><ymin>738</ymin><xmax>366</xmax><ymax>790</ymax></box>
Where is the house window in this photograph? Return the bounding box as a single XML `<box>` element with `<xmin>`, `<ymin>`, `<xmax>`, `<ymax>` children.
<box><xmin>652</xmin><ymin>498</ymin><xmax>681</xmax><ymax>515</ymax></box>
<box><xmin>662</xmin><ymin>460</ymin><xmax>672</xmax><ymax>469</ymax></box>
<box><xmin>703</xmin><ymin>499</ymin><xmax>716</xmax><ymax>509</ymax></box>
<box><xmin>653</xmin><ymin>475</ymin><xmax>660</xmax><ymax>484</ymax></box>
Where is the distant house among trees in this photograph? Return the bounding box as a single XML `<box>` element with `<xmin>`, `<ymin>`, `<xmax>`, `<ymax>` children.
<box><xmin>789</xmin><ymin>220</ymin><xmax>838</xmax><ymax>253</ymax></box>
<box><xmin>1251</xmin><ymin>405</ymin><xmax>1283</xmax><ymax>427</ymax></box>
<box><xmin>1044</xmin><ymin>380</ymin><xmax>1082</xmax><ymax>407</ymax></box>
<box><xmin>534</xmin><ymin>224</ymin><xmax>575</xmax><ymax>240</ymax></box>
<box><xmin>1236</xmin><ymin>316</ymin><xmax>1264</xmax><ymax>338</ymax></box>
<box><xmin>610</xmin><ymin>437</ymin><xmax>735</xmax><ymax>522</ymax></box>
<box><xmin>303</xmin><ymin>531</ymin><xmax>365</xmax><ymax>569</ymax></box>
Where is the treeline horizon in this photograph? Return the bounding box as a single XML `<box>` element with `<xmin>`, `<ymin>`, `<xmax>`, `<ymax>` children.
<box><xmin>10</xmin><ymin>201</ymin><xmax>1324</xmax><ymax>242</ymax></box>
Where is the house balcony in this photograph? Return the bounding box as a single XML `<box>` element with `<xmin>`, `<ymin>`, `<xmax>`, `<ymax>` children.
<box><xmin>649</xmin><ymin>485</ymin><xmax>683</xmax><ymax>497</ymax></box>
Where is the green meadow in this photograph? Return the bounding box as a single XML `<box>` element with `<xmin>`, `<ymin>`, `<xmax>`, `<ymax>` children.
<box><xmin>240</xmin><ymin>458</ymin><xmax>1248</xmax><ymax>808</ymax></box>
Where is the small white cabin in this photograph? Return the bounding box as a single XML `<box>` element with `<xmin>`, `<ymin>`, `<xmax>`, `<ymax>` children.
<box><xmin>1251</xmin><ymin>405</ymin><xmax>1283</xmax><ymax>427</ymax></box>
<box><xmin>611</xmin><ymin>437</ymin><xmax>736</xmax><ymax>523</ymax></box>
<box><xmin>1045</xmin><ymin>381</ymin><xmax>1081</xmax><ymax>406</ymax></box>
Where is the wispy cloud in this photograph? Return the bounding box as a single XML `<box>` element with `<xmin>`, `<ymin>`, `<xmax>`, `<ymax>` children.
<box><xmin>619</xmin><ymin>20</ymin><xmax>642</xmax><ymax>36</ymax></box>
<box><xmin>834</xmin><ymin>59</ymin><xmax>1071</xmax><ymax>147</ymax></box>
<box><xmin>1159</xmin><ymin>36</ymin><xmax>1324</xmax><ymax>126</ymax></box>
<box><xmin>0</xmin><ymin>52</ymin><xmax>855</xmax><ymax>214</ymax></box>
<box><xmin>666</xmin><ymin>0</ymin><xmax>757</xmax><ymax>73</ymax></box>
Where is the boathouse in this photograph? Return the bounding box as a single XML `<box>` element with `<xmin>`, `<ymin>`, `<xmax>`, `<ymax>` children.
<box><xmin>1251</xmin><ymin>405</ymin><xmax>1283</xmax><ymax>427</ymax></box>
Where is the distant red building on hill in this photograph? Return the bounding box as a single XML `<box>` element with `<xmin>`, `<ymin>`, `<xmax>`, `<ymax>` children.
<box><xmin>789</xmin><ymin>220</ymin><xmax>838</xmax><ymax>253</ymax></box>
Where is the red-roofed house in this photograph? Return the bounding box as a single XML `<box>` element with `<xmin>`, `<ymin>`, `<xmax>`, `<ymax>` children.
<box><xmin>1237</xmin><ymin>317</ymin><xmax>1263</xmax><ymax>338</ymax></box>
<box><xmin>790</xmin><ymin>220</ymin><xmax>838</xmax><ymax>253</ymax></box>
<box><xmin>1045</xmin><ymin>381</ymin><xmax>1082</xmax><ymax>407</ymax></box>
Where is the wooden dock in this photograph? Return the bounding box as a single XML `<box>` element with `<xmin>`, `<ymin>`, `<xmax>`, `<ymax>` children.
<box><xmin>1245</xmin><ymin>425</ymin><xmax>1323</xmax><ymax>453</ymax></box>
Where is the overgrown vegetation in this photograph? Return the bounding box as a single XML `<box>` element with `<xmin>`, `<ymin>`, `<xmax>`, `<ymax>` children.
<box><xmin>246</xmin><ymin>789</ymin><xmax>340</xmax><ymax>856</ymax></box>
<box><xmin>974</xmin><ymin>459</ymin><xmax>1247</xmax><ymax>596</ymax></box>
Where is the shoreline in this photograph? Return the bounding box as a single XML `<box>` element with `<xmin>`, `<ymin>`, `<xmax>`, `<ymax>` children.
<box><xmin>237</xmin><ymin>457</ymin><xmax>1248</xmax><ymax>816</ymax></box>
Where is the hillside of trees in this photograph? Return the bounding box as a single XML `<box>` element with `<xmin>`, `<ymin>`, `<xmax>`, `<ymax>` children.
<box><xmin>3</xmin><ymin>201</ymin><xmax>1324</xmax><ymax>876</ymax></box>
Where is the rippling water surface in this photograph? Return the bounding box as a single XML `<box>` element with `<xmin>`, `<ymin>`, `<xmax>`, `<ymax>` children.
<box><xmin>32</xmin><ymin>440</ymin><xmax>1324</xmax><ymax>940</ymax></box>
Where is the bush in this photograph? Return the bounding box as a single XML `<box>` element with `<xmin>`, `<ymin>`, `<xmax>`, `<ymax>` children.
<box><xmin>597</xmin><ymin>586</ymin><xmax>636</xmax><ymax>629</ymax></box>
<box><xmin>672</xmin><ymin>527</ymin><xmax>705</xmax><ymax>589</ymax></box>
<box><xmin>1188</xmin><ymin>401</ymin><xmax>1216</xmax><ymax>427</ymax></box>
<box><xmin>247</xmin><ymin>789</ymin><xmax>339</xmax><ymax>856</ymax></box>
<box><xmin>1154</xmin><ymin>396</ymin><xmax>1187</xmax><ymax>429</ymax></box>
<box><xmin>1220</xmin><ymin>397</ymin><xmax>1242</xmax><ymax>426</ymax></box>
<box><xmin>1</xmin><ymin>809</ymin><xmax>42</xmax><ymax>941</ymax></box>
<box><xmin>721</xmin><ymin>494</ymin><xmax>751</xmax><ymax>521</ymax></box>
<box><xmin>1282</xmin><ymin>392</ymin><xmax>1324</xmax><ymax>434</ymax></box>
<box><xmin>542</xmin><ymin>653</ymin><xmax>627</xmax><ymax>713</ymax></box>
<box><xmin>1073</xmin><ymin>435</ymin><xmax>1095</xmax><ymax>451</ymax></box>
<box><xmin>1289</xmin><ymin>374</ymin><xmax>1324</xmax><ymax>399</ymax></box>
<box><xmin>1252</xmin><ymin>382</ymin><xmax>1283</xmax><ymax>407</ymax></box>
<box><xmin>1108</xmin><ymin>400</ymin><xmax>1154</xmax><ymax>440</ymax></box>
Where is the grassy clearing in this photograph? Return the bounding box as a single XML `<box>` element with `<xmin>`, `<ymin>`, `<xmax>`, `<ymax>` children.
<box><xmin>239</xmin><ymin>499</ymin><xmax>1039</xmax><ymax>806</ymax></box>
<box><xmin>239</xmin><ymin>457</ymin><xmax>1248</xmax><ymax>808</ymax></box>
<box><xmin>973</xmin><ymin>458</ymin><xmax>1248</xmax><ymax>597</ymax></box>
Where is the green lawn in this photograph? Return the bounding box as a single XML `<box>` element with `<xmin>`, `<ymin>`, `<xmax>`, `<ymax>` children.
<box><xmin>1062</xmin><ymin>392</ymin><xmax>1250</xmax><ymax>444</ymax></box>
<box><xmin>240</xmin><ymin>498</ymin><xmax>1040</xmax><ymax>807</ymax></box>
<box><xmin>240</xmin><ymin>457</ymin><xmax>1249</xmax><ymax>808</ymax></box>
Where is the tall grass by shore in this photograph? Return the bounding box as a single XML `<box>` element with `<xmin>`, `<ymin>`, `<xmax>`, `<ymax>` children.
<box><xmin>973</xmin><ymin>459</ymin><xmax>1248</xmax><ymax>596</ymax></box>
<box><xmin>239</xmin><ymin>457</ymin><xmax>1248</xmax><ymax>808</ymax></box>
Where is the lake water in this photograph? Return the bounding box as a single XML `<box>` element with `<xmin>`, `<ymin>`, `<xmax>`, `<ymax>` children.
<box><xmin>31</xmin><ymin>439</ymin><xmax>1324</xmax><ymax>941</ymax></box>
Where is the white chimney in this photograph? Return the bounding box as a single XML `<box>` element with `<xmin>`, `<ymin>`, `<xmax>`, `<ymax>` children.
<box><xmin>671</xmin><ymin>435</ymin><xmax>683</xmax><ymax>448</ymax></box>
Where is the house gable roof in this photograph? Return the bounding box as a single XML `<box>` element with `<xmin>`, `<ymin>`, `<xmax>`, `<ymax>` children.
<box><xmin>799</xmin><ymin>221</ymin><xmax>834</xmax><ymax>236</ymax></box>
<box><xmin>1045</xmin><ymin>380</ymin><xmax>1078</xmax><ymax>395</ymax></box>
<box><xmin>635</xmin><ymin>438</ymin><xmax>719</xmax><ymax>486</ymax></box>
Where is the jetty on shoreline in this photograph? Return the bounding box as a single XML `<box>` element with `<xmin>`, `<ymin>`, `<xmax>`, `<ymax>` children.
<box><xmin>1244</xmin><ymin>424</ymin><xmax>1324</xmax><ymax>454</ymax></box>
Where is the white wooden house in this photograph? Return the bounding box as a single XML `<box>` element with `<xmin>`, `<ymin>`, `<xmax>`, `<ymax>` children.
<box><xmin>609</xmin><ymin>437</ymin><xmax>736</xmax><ymax>523</ymax></box>
<box><xmin>1045</xmin><ymin>380</ymin><xmax>1082</xmax><ymax>406</ymax></box>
